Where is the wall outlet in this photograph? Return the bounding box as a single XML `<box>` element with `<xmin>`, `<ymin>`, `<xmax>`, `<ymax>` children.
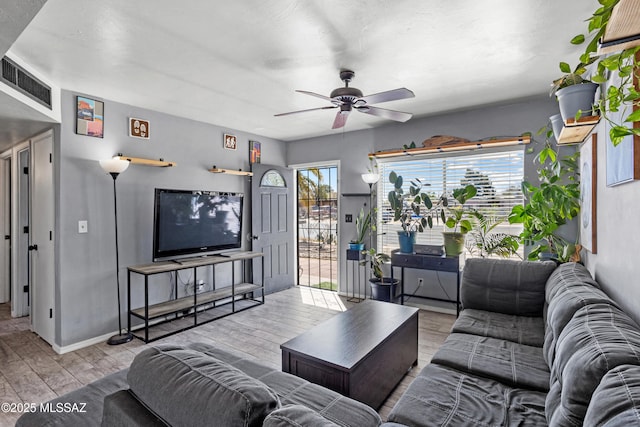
<box><xmin>78</xmin><ymin>220</ymin><xmax>88</xmax><ymax>233</ymax></box>
<box><xmin>345</xmin><ymin>214</ymin><xmax>353</xmax><ymax>223</ymax></box>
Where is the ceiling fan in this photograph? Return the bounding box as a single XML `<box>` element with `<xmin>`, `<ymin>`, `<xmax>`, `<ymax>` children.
<box><xmin>275</xmin><ymin>70</ymin><xmax>415</xmax><ymax>129</ymax></box>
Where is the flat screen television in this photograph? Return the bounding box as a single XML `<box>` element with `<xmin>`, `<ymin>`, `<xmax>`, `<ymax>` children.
<box><xmin>153</xmin><ymin>188</ymin><xmax>244</xmax><ymax>261</ymax></box>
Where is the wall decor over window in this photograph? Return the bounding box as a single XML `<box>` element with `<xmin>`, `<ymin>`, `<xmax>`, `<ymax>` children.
<box><xmin>224</xmin><ymin>133</ymin><xmax>237</xmax><ymax>150</ymax></box>
<box><xmin>129</xmin><ymin>117</ymin><xmax>150</xmax><ymax>139</ymax></box>
<box><xmin>580</xmin><ymin>134</ymin><xmax>597</xmax><ymax>254</ymax></box>
<box><xmin>76</xmin><ymin>96</ymin><xmax>104</xmax><ymax>138</ymax></box>
<box><xmin>250</xmin><ymin>140</ymin><xmax>261</xmax><ymax>164</ymax></box>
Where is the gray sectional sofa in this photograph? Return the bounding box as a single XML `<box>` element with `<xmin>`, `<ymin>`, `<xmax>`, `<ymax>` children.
<box><xmin>384</xmin><ymin>259</ymin><xmax>640</xmax><ymax>426</ymax></box>
<box><xmin>18</xmin><ymin>258</ymin><xmax>640</xmax><ymax>426</ymax></box>
<box><xmin>17</xmin><ymin>342</ymin><xmax>381</xmax><ymax>426</ymax></box>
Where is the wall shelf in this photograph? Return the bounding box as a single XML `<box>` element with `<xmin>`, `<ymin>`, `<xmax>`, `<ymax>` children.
<box><xmin>341</xmin><ymin>193</ymin><xmax>370</xmax><ymax>197</ymax></box>
<box><xmin>369</xmin><ymin>136</ymin><xmax>530</xmax><ymax>159</ymax></box>
<box><xmin>118</xmin><ymin>155</ymin><xmax>176</xmax><ymax>167</ymax></box>
<box><xmin>208</xmin><ymin>167</ymin><xmax>253</xmax><ymax>176</ymax></box>
<box><xmin>598</xmin><ymin>0</ymin><xmax>640</xmax><ymax>54</ymax></box>
<box><xmin>558</xmin><ymin>116</ymin><xmax>601</xmax><ymax>145</ymax></box>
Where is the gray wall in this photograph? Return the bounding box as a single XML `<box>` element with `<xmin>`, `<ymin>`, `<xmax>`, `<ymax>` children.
<box><xmin>583</xmin><ymin>123</ymin><xmax>640</xmax><ymax>326</ymax></box>
<box><xmin>287</xmin><ymin>96</ymin><xmax>562</xmax><ymax>305</ymax></box>
<box><xmin>57</xmin><ymin>90</ymin><xmax>286</xmax><ymax>346</ymax></box>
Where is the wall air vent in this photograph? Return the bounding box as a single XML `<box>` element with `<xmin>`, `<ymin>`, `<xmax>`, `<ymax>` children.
<box><xmin>1</xmin><ymin>56</ymin><xmax>52</xmax><ymax>109</ymax></box>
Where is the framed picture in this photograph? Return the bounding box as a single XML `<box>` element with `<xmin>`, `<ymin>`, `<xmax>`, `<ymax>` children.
<box><xmin>224</xmin><ymin>133</ymin><xmax>237</xmax><ymax>150</ymax></box>
<box><xmin>605</xmin><ymin>61</ymin><xmax>640</xmax><ymax>186</ymax></box>
<box><xmin>250</xmin><ymin>140</ymin><xmax>261</xmax><ymax>164</ymax></box>
<box><xmin>129</xmin><ymin>117</ymin><xmax>150</xmax><ymax>139</ymax></box>
<box><xmin>76</xmin><ymin>96</ymin><xmax>104</xmax><ymax>138</ymax></box>
<box><xmin>580</xmin><ymin>133</ymin><xmax>597</xmax><ymax>254</ymax></box>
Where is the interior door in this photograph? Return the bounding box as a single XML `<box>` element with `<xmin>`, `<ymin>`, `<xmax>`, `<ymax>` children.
<box><xmin>15</xmin><ymin>147</ymin><xmax>30</xmax><ymax>317</ymax></box>
<box><xmin>0</xmin><ymin>157</ymin><xmax>10</xmax><ymax>304</ymax></box>
<box><xmin>251</xmin><ymin>164</ymin><xmax>295</xmax><ymax>294</ymax></box>
<box><xmin>31</xmin><ymin>131</ymin><xmax>55</xmax><ymax>345</ymax></box>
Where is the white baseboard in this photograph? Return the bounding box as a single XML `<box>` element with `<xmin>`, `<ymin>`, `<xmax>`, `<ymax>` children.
<box><xmin>53</xmin><ymin>330</ymin><xmax>116</xmax><ymax>354</ymax></box>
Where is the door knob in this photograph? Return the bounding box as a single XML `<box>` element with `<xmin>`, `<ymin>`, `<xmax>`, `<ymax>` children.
<box><xmin>28</xmin><ymin>244</ymin><xmax>38</xmax><ymax>251</ymax></box>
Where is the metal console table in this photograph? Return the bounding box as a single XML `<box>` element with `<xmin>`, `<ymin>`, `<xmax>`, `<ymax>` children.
<box><xmin>390</xmin><ymin>250</ymin><xmax>461</xmax><ymax>316</ymax></box>
<box><xmin>127</xmin><ymin>251</ymin><xmax>264</xmax><ymax>343</ymax></box>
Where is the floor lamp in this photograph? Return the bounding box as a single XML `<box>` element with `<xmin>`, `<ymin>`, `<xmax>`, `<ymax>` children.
<box><xmin>99</xmin><ymin>157</ymin><xmax>133</xmax><ymax>345</ymax></box>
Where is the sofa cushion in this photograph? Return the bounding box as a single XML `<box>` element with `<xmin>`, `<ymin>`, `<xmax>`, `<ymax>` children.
<box><xmin>263</xmin><ymin>405</ymin><xmax>340</xmax><ymax>427</ymax></box>
<box><xmin>431</xmin><ymin>333</ymin><xmax>550</xmax><ymax>392</ymax></box>
<box><xmin>452</xmin><ymin>308</ymin><xmax>545</xmax><ymax>347</ymax></box>
<box><xmin>460</xmin><ymin>258</ymin><xmax>556</xmax><ymax>316</ymax></box>
<box><xmin>545</xmin><ymin>261</ymin><xmax>601</xmax><ymax>304</ymax></box>
<box><xmin>548</xmin><ymin>304</ymin><xmax>640</xmax><ymax>426</ymax></box>
<box><xmin>543</xmin><ymin>278</ymin><xmax>617</xmax><ymax>366</ymax></box>
<box><xmin>187</xmin><ymin>342</ymin><xmax>382</xmax><ymax>427</ymax></box>
<box><xmin>16</xmin><ymin>369</ymin><xmax>128</xmax><ymax>427</ymax></box>
<box><xmin>584</xmin><ymin>365</ymin><xmax>640</xmax><ymax>427</ymax></box>
<box><xmin>128</xmin><ymin>344</ymin><xmax>280</xmax><ymax>427</ymax></box>
<box><xmin>101</xmin><ymin>390</ymin><xmax>167</xmax><ymax>427</ymax></box>
<box><xmin>387</xmin><ymin>363</ymin><xmax>547</xmax><ymax>427</ymax></box>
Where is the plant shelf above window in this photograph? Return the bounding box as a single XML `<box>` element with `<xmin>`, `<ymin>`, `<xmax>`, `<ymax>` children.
<box><xmin>369</xmin><ymin>136</ymin><xmax>530</xmax><ymax>159</ymax></box>
<box><xmin>557</xmin><ymin>116</ymin><xmax>601</xmax><ymax>145</ymax></box>
<box><xmin>598</xmin><ymin>0</ymin><xmax>640</xmax><ymax>54</ymax></box>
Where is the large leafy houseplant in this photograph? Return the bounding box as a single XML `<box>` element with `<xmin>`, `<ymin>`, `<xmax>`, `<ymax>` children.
<box><xmin>387</xmin><ymin>171</ymin><xmax>436</xmax><ymax>253</ymax></box>
<box><xmin>439</xmin><ymin>185</ymin><xmax>477</xmax><ymax>256</ymax></box>
<box><xmin>569</xmin><ymin>0</ymin><xmax>640</xmax><ymax>145</ymax></box>
<box><xmin>508</xmin><ymin>144</ymin><xmax>580</xmax><ymax>262</ymax></box>
<box><xmin>360</xmin><ymin>248</ymin><xmax>398</xmax><ymax>302</ymax></box>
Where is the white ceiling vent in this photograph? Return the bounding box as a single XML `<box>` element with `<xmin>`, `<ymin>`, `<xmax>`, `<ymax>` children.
<box><xmin>1</xmin><ymin>56</ymin><xmax>52</xmax><ymax>109</ymax></box>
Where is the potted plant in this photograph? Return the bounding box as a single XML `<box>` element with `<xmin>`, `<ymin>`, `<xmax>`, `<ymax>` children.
<box><xmin>360</xmin><ymin>248</ymin><xmax>399</xmax><ymax>302</ymax></box>
<box><xmin>440</xmin><ymin>185</ymin><xmax>477</xmax><ymax>256</ymax></box>
<box><xmin>387</xmin><ymin>171</ymin><xmax>435</xmax><ymax>253</ymax></box>
<box><xmin>508</xmin><ymin>143</ymin><xmax>580</xmax><ymax>262</ymax></box>
<box><xmin>465</xmin><ymin>211</ymin><xmax>520</xmax><ymax>258</ymax></box>
<box><xmin>349</xmin><ymin>208</ymin><xmax>371</xmax><ymax>250</ymax></box>
<box><xmin>551</xmin><ymin>60</ymin><xmax>599</xmax><ymax>123</ymax></box>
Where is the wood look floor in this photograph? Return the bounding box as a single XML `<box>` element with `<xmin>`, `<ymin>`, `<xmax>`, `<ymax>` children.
<box><xmin>0</xmin><ymin>287</ymin><xmax>455</xmax><ymax>426</ymax></box>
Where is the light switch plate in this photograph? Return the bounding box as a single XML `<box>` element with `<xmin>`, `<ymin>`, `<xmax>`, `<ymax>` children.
<box><xmin>78</xmin><ymin>220</ymin><xmax>88</xmax><ymax>233</ymax></box>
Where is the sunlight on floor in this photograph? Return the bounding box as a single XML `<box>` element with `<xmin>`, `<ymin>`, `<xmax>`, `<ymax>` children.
<box><xmin>297</xmin><ymin>287</ymin><xmax>347</xmax><ymax>312</ymax></box>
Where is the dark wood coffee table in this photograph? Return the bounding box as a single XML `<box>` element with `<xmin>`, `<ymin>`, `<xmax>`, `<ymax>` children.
<box><xmin>280</xmin><ymin>299</ymin><xmax>419</xmax><ymax>409</ymax></box>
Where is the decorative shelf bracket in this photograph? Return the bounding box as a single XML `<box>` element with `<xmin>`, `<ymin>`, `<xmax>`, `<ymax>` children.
<box><xmin>208</xmin><ymin>166</ymin><xmax>253</xmax><ymax>176</ymax></box>
<box><xmin>117</xmin><ymin>154</ymin><xmax>176</xmax><ymax>167</ymax></box>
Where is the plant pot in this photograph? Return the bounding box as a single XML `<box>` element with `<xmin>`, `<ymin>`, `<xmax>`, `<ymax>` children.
<box><xmin>348</xmin><ymin>242</ymin><xmax>365</xmax><ymax>251</ymax></box>
<box><xmin>397</xmin><ymin>231</ymin><xmax>416</xmax><ymax>253</ymax></box>
<box><xmin>442</xmin><ymin>231</ymin><xmax>465</xmax><ymax>256</ymax></box>
<box><xmin>369</xmin><ymin>277</ymin><xmax>399</xmax><ymax>302</ymax></box>
<box><xmin>550</xmin><ymin>113</ymin><xmax>563</xmax><ymax>142</ymax></box>
<box><xmin>556</xmin><ymin>82</ymin><xmax>598</xmax><ymax>122</ymax></box>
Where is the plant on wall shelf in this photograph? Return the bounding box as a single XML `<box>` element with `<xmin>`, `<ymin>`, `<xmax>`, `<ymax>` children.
<box><xmin>508</xmin><ymin>144</ymin><xmax>580</xmax><ymax>262</ymax></box>
<box><xmin>569</xmin><ymin>0</ymin><xmax>640</xmax><ymax>146</ymax></box>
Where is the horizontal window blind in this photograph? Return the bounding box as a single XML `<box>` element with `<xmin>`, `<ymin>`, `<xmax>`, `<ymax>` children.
<box><xmin>377</xmin><ymin>148</ymin><xmax>524</xmax><ymax>258</ymax></box>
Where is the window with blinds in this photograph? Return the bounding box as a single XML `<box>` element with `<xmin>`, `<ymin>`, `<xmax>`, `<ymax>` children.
<box><xmin>377</xmin><ymin>147</ymin><xmax>524</xmax><ymax>258</ymax></box>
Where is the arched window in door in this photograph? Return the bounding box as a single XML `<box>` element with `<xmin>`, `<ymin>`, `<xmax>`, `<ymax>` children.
<box><xmin>260</xmin><ymin>169</ymin><xmax>286</xmax><ymax>187</ymax></box>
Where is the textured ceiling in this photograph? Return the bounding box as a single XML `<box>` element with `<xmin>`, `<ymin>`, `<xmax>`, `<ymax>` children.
<box><xmin>4</xmin><ymin>0</ymin><xmax>598</xmax><ymax>143</ymax></box>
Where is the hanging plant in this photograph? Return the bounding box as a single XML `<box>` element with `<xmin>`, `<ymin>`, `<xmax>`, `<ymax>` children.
<box><xmin>571</xmin><ymin>0</ymin><xmax>640</xmax><ymax>146</ymax></box>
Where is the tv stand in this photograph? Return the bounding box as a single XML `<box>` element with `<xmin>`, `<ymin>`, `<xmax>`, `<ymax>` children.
<box><xmin>127</xmin><ymin>251</ymin><xmax>264</xmax><ymax>343</ymax></box>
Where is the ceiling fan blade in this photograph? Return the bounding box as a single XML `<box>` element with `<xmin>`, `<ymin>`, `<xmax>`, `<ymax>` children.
<box><xmin>296</xmin><ymin>90</ymin><xmax>341</xmax><ymax>103</ymax></box>
<box><xmin>356</xmin><ymin>105</ymin><xmax>412</xmax><ymax>122</ymax></box>
<box><xmin>358</xmin><ymin>88</ymin><xmax>414</xmax><ymax>105</ymax></box>
<box><xmin>332</xmin><ymin>110</ymin><xmax>350</xmax><ymax>129</ymax></box>
<box><xmin>274</xmin><ymin>106</ymin><xmax>337</xmax><ymax>117</ymax></box>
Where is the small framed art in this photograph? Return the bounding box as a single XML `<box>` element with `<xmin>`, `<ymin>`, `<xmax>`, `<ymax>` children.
<box><xmin>224</xmin><ymin>133</ymin><xmax>237</xmax><ymax>150</ymax></box>
<box><xmin>250</xmin><ymin>140</ymin><xmax>261</xmax><ymax>164</ymax></box>
<box><xmin>76</xmin><ymin>96</ymin><xmax>104</xmax><ymax>138</ymax></box>
<box><xmin>129</xmin><ymin>118</ymin><xmax>150</xmax><ymax>139</ymax></box>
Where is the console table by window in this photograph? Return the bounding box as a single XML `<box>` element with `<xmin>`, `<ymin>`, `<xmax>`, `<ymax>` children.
<box><xmin>127</xmin><ymin>251</ymin><xmax>264</xmax><ymax>343</ymax></box>
<box><xmin>390</xmin><ymin>250</ymin><xmax>461</xmax><ymax>315</ymax></box>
